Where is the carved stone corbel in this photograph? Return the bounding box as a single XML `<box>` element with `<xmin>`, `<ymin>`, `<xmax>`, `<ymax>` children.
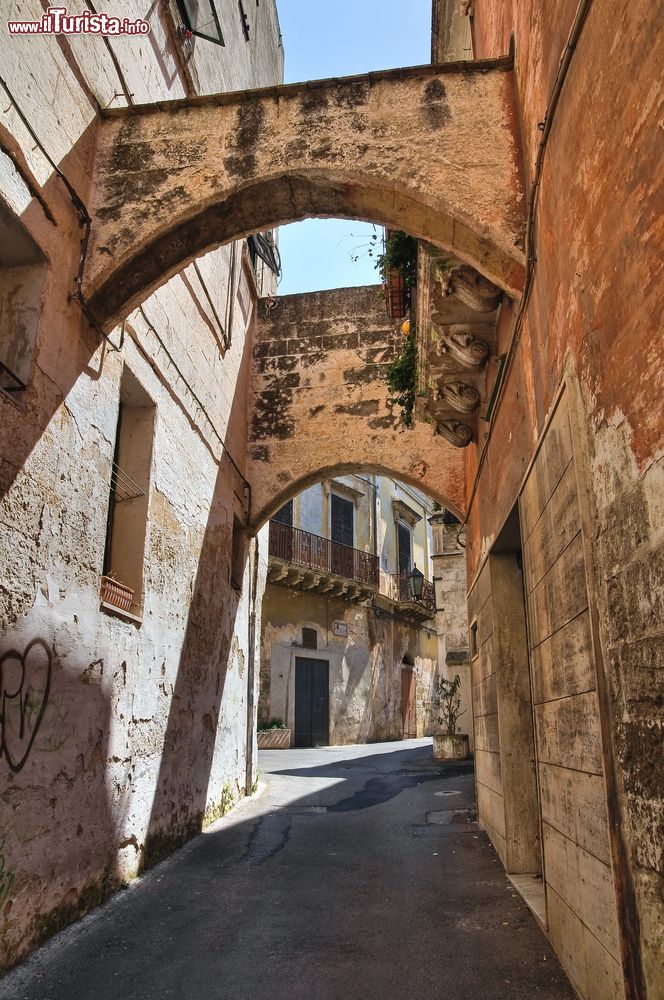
<box><xmin>433</xmin><ymin>259</ymin><xmax>502</xmax><ymax>313</ymax></box>
<box><xmin>435</xmin><ymin>419</ymin><xmax>473</xmax><ymax>448</ymax></box>
<box><xmin>433</xmin><ymin>323</ymin><xmax>490</xmax><ymax>368</ymax></box>
<box><xmin>437</xmin><ymin>380</ymin><xmax>480</xmax><ymax>413</ymax></box>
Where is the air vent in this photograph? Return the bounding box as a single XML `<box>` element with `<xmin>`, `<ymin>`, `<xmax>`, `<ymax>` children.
<box><xmin>301</xmin><ymin>627</ymin><xmax>317</xmax><ymax>650</ymax></box>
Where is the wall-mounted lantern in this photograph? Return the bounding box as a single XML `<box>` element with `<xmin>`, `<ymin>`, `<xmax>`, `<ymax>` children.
<box><xmin>407</xmin><ymin>564</ymin><xmax>424</xmax><ymax>600</ymax></box>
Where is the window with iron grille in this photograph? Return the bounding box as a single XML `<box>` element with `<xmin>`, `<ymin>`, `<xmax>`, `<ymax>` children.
<box><xmin>301</xmin><ymin>627</ymin><xmax>318</xmax><ymax>650</ymax></box>
<box><xmin>176</xmin><ymin>0</ymin><xmax>224</xmax><ymax>45</ymax></box>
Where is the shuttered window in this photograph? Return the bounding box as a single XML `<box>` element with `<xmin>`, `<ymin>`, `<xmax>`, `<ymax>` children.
<box><xmin>301</xmin><ymin>627</ymin><xmax>318</xmax><ymax>650</ymax></box>
<box><xmin>398</xmin><ymin>521</ymin><xmax>411</xmax><ymax>575</ymax></box>
<box><xmin>273</xmin><ymin>500</ymin><xmax>293</xmax><ymax>526</ymax></box>
<box><xmin>331</xmin><ymin>494</ymin><xmax>353</xmax><ymax>547</ymax></box>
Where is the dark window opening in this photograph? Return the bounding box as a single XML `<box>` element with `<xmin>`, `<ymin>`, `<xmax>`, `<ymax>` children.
<box><xmin>470</xmin><ymin>620</ymin><xmax>478</xmax><ymax>658</ymax></box>
<box><xmin>398</xmin><ymin>521</ymin><xmax>411</xmax><ymax>575</ymax></box>
<box><xmin>331</xmin><ymin>494</ymin><xmax>354</xmax><ymax>548</ymax></box>
<box><xmin>176</xmin><ymin>0</ymin><xmax>224</xmax><ymax>45</ymax></box>
<box><xmin>301</xmin><ymin>627</ymin><xmax>318</xmax><ymax>650</ymax></box>
<box><xmin>273</xmin><ymin>499</ymin><xmax>293</xmax><ymax>526</ymax></box>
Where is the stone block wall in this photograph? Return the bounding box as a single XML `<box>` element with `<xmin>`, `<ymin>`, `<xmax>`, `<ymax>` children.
<box><xmin>464</xmin><ymin>2</ymin><xmax>663</xmax><ymax>993</ymax></box>
<box><xmin>0</xmin><ymin>1</ymin><xmax>281</xmax><ymax>971</ymax></box>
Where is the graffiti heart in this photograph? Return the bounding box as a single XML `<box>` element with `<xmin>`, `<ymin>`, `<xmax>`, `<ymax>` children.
<box><xmin>0</xmin><ymin>638</ymin><xmax>52</xmax><ymax>773</ymax></box>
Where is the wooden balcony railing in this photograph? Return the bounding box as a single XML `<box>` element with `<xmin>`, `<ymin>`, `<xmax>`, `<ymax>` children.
<box><xmin>269</xmin><ymin>521</ymin><xmax>379</xmax><ymax>587</ymax></box>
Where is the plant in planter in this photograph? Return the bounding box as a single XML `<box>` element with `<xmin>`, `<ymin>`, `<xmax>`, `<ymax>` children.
<box><xmin>256</xmin><ymin>717</ymin><xmax>291</xmax><ymax>749</ymax></box>
<box><xmin>376</xmin><ymin>230</ymin><xmax>418</xmax><ymax>319</ymax></box>
<box><xmin>432</xmin><ymin>673</ymin><xmax>470</xmax><ymax>760</ymax></box>
<box><xmin>100</xmin><ymin>572</ymin><xmax>134</xmax><ymax>612</ymax></box>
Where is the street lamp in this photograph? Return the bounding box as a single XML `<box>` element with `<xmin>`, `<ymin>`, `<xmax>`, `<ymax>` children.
<box><xmin>407</xmin><ymin>564</ymin><xmax>424</xmax><ymax>600</ymax></box>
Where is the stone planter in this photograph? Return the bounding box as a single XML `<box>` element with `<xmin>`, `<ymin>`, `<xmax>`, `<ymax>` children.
<box><xmin>433</xmin><ymin>733</ymin><xmax>470</xmax><ymax>760</ymax></box>
<box><xmin>257</xmin><ymin>728</ymin><xmax>291</xmax><ymax>749</ymax></box>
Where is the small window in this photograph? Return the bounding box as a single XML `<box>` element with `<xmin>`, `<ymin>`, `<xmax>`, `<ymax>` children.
<box><xmin>301</xmin><ymin>627</ymin><xmax>317</xmax><ymax>650</ymax></box>
<box><xmin>101</xmin><ymin>369</ymin><xmax>155</xmax><ymax>617</ymax></box>
<box><xmin>470</xmin><ymin>620</ymin><xmax>479</xmax><ymax>659</ymax></box>
<box><xmin>0</xmin><ymin>199</ymin><xmax>46</xmax><ymax>395</ymax></box>
<box><xmin>176</xmin><ymin>0</ymin><xmax>225</xmax><ymax>45</ymax></box>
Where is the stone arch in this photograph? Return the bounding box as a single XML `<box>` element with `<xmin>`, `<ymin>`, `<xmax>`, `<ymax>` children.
<box><xmin>248</xmin><ymin>286</ymin><xmax>465</xmax><ymax>531</ymax></box>
<box><xmin>251</xmin><ymin>460</ymin><xmax>463</xmax><ymax>533</ymax></box>
<box><xmin>85</xmin><ymin>60</ymin><xmax>525</xmax><ymax>330</ymax></box>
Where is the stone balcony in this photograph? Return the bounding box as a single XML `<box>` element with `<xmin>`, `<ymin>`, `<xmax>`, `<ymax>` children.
<box><xmin>267</xmin><ymin>521</ymin><xmax>436</xmax><ymax>621</ymax></box>
<box><xmin>383</xmin><ymin>572</ymin><xmax>437</xmax><ymax>623</ymax></box>
<box><xmin>267</xmin><ymin>520</ymin><xmax>378</xmax><ymax>603</ymax></box>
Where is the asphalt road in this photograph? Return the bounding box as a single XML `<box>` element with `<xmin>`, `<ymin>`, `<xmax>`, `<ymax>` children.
<box><xmin>0</xmin><ymin>740</ymin><xmax>575</xmax><ymax>999</ymax></box>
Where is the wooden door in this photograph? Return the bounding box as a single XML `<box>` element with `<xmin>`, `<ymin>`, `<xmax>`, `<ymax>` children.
<box><xmin>295</xmin><ymin>658</ymin><xmax>329</xmax><ymax>747</ymax></box>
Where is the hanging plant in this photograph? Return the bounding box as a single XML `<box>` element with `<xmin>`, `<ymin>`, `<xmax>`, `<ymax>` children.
<box><xmin>375</xmin><ymin>230</ymin><xmax>418</xmax><ymax>287</ymax></box>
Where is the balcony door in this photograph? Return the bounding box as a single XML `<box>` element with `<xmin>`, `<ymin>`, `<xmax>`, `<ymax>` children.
<box><xmin>398</xmin><ymin>521</ymin><xmax>411</xmax><ymax>575</ymax></box>
<box><xmin>271</xmin><ymin>499</ymin><xmax>293</xmax><ymax>560</ymax></box>
<box><xmin>331</xmin><ymin>493</ymin><xmax>354</xmax><ymax>577</ymax></box>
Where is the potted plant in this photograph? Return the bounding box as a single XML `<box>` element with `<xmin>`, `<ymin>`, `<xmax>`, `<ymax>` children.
<box><xmin>432</xmin><ymin>673</ymin><xmax>469</xmax><ymax>760</ymax></box>
<box><xmin>256</xmin><ymin>718</ymin><xmax>291</xmax><ymax>749</ymax></box>
<box><xmin>376</xmin><ymin>230</ymin><xmax>418</xmax><ymax>319</ymax></box>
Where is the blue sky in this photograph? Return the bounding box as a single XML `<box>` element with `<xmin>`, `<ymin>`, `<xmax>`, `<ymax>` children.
<box><xmin>274</xmin><ymin>0</ymin><xmax>432</xmax><ymax>295</ymax></box>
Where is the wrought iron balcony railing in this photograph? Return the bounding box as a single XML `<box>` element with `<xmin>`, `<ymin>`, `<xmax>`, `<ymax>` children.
<box><xmin>391</xmin><ymin>571</ymin><xmax>436</xmax><ymax>612</ymax></box>
<box><xmin>268</xmin><ymin>520</ymin><xmax>379</xmax><ymax>588</ymax></box>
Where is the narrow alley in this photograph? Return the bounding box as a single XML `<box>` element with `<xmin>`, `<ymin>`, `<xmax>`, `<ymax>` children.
<box><xmin>0</xmin><ymin>742</ymin><xmax>574</xmax><ymax>1000</ymax></box>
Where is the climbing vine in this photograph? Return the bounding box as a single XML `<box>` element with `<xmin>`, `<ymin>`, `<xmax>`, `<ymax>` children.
<box><xmin>385</xmin><ymin>329</ymin><xmax>417</xmax><ymax>427</ymax></box>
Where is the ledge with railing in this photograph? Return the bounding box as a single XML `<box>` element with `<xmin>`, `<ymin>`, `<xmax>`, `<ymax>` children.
<box><xmin>390</xmin><ymin>571</ymin><xmax>436</xmax><ymax>614</ymax></box>
<box><xmin>268</xmin><ymin>520</ymin><xmax>379</xmax><ymax>589</ymax></box>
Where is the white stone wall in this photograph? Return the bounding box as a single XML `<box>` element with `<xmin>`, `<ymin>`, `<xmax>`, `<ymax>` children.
<box><xmin>260</xmin><ymin>586</ymin><xmax>440</xmax><ymax>745</ymax></box>
<box><xmin>0</xmin><ymin>3</ymin><xmax>281</xmax><ymax>972</ymax></box>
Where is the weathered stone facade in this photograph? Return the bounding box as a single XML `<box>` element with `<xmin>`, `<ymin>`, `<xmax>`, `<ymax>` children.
<box><xmin>259</xmin><ymin>475</ymin><xmax>451</xmax><ymax>745</ymax></box>
<box><xmin>248</xmin><ymin>286</ymin><xmax>466</xmax><ymax>526</ymax></box>
<box><xmin>0</xmin><ymin>0</ymin><xmax>661</xmax><ymax>995</ymax></box>
<box><xmin>0</xmin><ymin>0</ymin><xmax>283</xmax><ymax>972</ymax></box>
<box><xmin>451</xmin><ymin>2</ymin><xmax>664</xmax><ymax>997</ymax></box>
<box><xmin>429</xmin><ymin>512</ymin><xmax>472</xmax><ymax>749</ymax></box>
<box><xmin>82</xmin><ymin>60</ymin><xmax>525</xmax><ymax>329</ymax></box>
